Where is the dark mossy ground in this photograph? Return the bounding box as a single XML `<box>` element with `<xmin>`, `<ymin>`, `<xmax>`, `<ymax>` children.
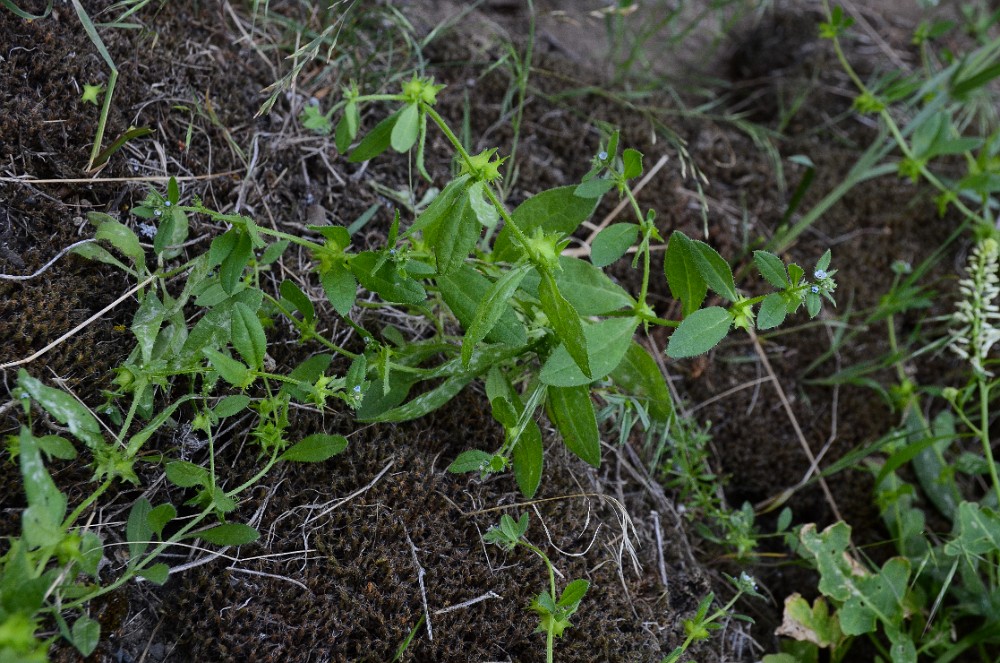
<box><xmin>0</xmin><ymin>1</ymin><xmax>970</xmax><ymax>661</ymax></box>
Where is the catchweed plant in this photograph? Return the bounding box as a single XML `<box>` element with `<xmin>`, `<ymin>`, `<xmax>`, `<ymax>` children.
<box><xmin>484</xmin><ymin>514</ymin><xmax>589</xmax><ymax>663</ymax></box>
<box><xmin>2</xmin><ymin>71</ymin><xmax>837</xmax><ymax>658</ymax></box>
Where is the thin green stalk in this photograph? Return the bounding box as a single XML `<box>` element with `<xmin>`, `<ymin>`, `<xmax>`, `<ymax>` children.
<box><xmin>978</xmin><ymin>379</ymin><xmax>1000</xmax><ymax>501</ymax></box>
<box><xmin>70</xmin><ymin>0</ymin><xmax>118</xmax><ymax>171</ymax></box>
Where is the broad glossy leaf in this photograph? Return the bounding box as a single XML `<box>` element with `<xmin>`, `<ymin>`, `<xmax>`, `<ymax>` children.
<box><xmin>540</xmin><ymin>316</ymin><xmax>637</xmax><ymax>387</ymax></box>
<box><xmin>91</xmin><ymin>213</ymin><xmax>145</xmax><ymax>269</ymax></box>
<box><xmin>546</xmin><ymin>385</ymin><xmax>600</xmax><ymax>467</ymax></box>
<box><xmin>591</xmin><ymin>223</ymin><xmax>639</xmax><ymax>267</ymax></box>
<box><xmin>519</xmin><ymin>257</ymin><xmax>634</xmax><ymax>315</ymax></box>
<box><xmin>467</xmin><ymin>181</ymin><xmax>499</xmax><ymax>229</ymax></box>
<box><xmin>558</xmin><ymin>578</ymin><xmax>590</xmax><ymax>608</ymax></box>
<box><xmin>622</xmin><ymin>148</ymin><xmax>643</xmax><ymax>179</ymax></box>
<box><xmin>18</xmin><ymin>426</ymin><xmax>67</xmax><ymax>548</ymax></box>
<box><xmin>351</xmin><ymin>251</ymin><xmax>426</xmax><ymax>304</ymax></box>
<box><xmin>666</xmin><ymin>306</ymin><xmax>733</xmax><ymax>359</ymax></box>
<box><xmin>280</xmin><ymin>434</ymin><xmax>348</xmax><ymax>462</ymax></box>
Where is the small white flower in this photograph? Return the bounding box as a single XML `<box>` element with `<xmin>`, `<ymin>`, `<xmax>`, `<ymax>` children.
<box><xmin>814</xmin><ymin>269</ymin><xmax>827</xmax><ymax>279</ymax></box>
<box><xmin>598</xmin><ymin>151</ymin><xmax>608</xmax><ymax>161</ymax></box>
<box><xmin>164</xmin><ymin>200</ymin><xmax>171</xmax><ymax>207</ymax></box>
<box><xmin>811</xmin><ymin>285</ymin><xmax>820</xmax><ymax>294</ymax></box>
<box><xmin>949</xmin><ymin>238</ymin><xmax>1000</xmax><ymax>376</ymax></box>
<box><xmin>137</xmin><ymin>223</ymin><xmax>157</xmax><ymax>238</ymax></box>
<box><xmin>153</xmin><ymin>209</ymin><xmax>162</xmax><ymax>217</ymax></box>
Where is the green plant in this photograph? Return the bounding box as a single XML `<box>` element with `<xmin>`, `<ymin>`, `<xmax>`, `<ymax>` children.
<box><xmin>484</xmin><ymin>513</ymin><xmax>589</xmax><ymax>663</ymax></box>
<box><xmin>662</xmin><ymin>571</ymin><xmax>764</xmax><ymax>663</ymax></box>
<box><xmin>1</xmin><ymin>49</ymin><xmax>839</xmax><ymax>663</ymax></box>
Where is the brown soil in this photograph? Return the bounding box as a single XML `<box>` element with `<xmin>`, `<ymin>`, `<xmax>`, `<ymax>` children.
<box><xmin>0</xmin><ymin>1</ymin><xmax>972</xmax><ymax>662</ymax></box>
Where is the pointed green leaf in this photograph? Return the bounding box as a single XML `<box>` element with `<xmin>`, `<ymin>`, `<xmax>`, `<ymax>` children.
<box><xmin>280</xmin><ymin>434</ymin><xmax>348</xmax><ymax>462</ymax></box>
<box><xmin>71</xmin><ymin>615</ymin><xmax>100</xmax><ymax>657</ymax></box>
<box><xmin>757</xmin><ymin>293</ymin><xmax>788</xmax><ymax>330</ymax></box>
<box><xmin>666</xmin><ymin>306</ymin><xmax>733</xmax><ymax>358</ymax></box>
<box><xmin>351</xmin><ymin>251</ymin><xmax>426</xmax><ymax>304</ymax></box>
<box><xmin>448</xmin><ymin>449</ymin><xmax>493</xmax><ymax>473</ymax></box>
<box><xmin>494</xmin><ymin>186</ymin><xmax>600</xmax><ymax>261</ymax></box>
<box><xmin>127</xmin><ymin>498</ymin><xmax>153</xmax><ymax>561</ymax></box>
<box><xmin>138</xmin><ymin>563</ymin><xmax>170</xmax><ymax>585</ymax></box>
<box><xmin>147</xmin><ymin>503</ymin><xmax>176</xmax><ymax>538</ymax></box>
<box><xmin>540</xmin><ymin>316</ymin><xmax>637</xmax><ymax>387</ymax></box>
<box><xmin>558</xmin><ymin>579</ymin><xmax>590</xmax><ymax>608</ymax></box>
<box><xmin>348</xmin><ymin>110</ymin><xmax>400</xmax><ymax>163</ymax></box>
<box><xmin>664</xmin><ymin>231</ymin><xmax>707</xmax><ymax>316</ymax></box>
<box><xmin>391</xmin><ymin>103</ymin><xmax>420</xmax><ymax>153</ymax></box>
<box><xmin>608</xmin><ymin>342</ymin><xmax>673</xmax><ymax>422</ymax></box>
<box><xmin>467</xmin><ymin>181</ymin><xmax>499</xmax><ymax>229</ymax></box>
<box><xmin>17</xmin><ymin>370</ymin><xmax>103</xmax><ymax>449</ymax></box>
<box><xmin>320</xmin><ymin>263</ymin><xmax>357</xmax><ymax>316</ymax></box>
<box><xmin>132</xmin><ymin>291</ymin><xmax>166</xmax><ymax>364</ymax></box>
<box><xmin>622</xmin><ymin>148</ymin><xmax>643</xmax><ymax>179</ymax></box>
<box><xmin>17</xmin><ymin>426</ymin><xmax>67</xmax><ymax>548</ymax></box>
<box><xmin>91</xmin><ymin>213</ymin><xmax>145</xmax><ymax>269</ymax></box>
<box><xmin>165</xmin><ymin>461</ymin><xmax>208</xmax><ymax>488</ymax></box>
<box><xmin>220</xmin><ymin>231</ymin><xmax>251</xmax><ymax>294</ymax></box>
<box><xmin>203</xmin><ymin>348</ymin><xmax>250</xmax><ymax>387</ymax></box>
<box><xmin>691</xmin><ymin>240</ymin><xmax>738</xmax><ymax>302</ymax></box>
<box><xmin>547</xmin><ymin>385</ymin><xmax>600</xmax><ymax>467</ymax></box>
<box><xmin>461</xmin><ymin>264</ymin><xmax>531</xmax><ymax>366</ymax></box>
<box><xmin>428</xmin><ymin>189</ymin><xmax>480</xmax><ymax>275</ymax></box>
<box><xmin>279</xmin><ymin>279</ymin><xmax>315</xmax><ymax>323</ymax></box>
<box><xmin>591</xmin><ymin>223</ymin><xmax>639</xmax><ymax>267</ymax></box>
<box><xmin>513</xmin><ymin>420</ymin><xmax>543</xmax><ymax>498</ymax></box>
<box><xmin>438</xmin><ymin>265</ymin><xmax>526</xmax><ymax>348</ymax></box>
<box><xmin>231</xmin><ymin>302</ymin><xmax>267</xmax><ymax>370</ymax></box>
<box><xmin>539</xmin><ymin>273</ymin><xmax>590</xmax><ymax>379</ymax></box>
<box><xmin>753</xmin><ymin>251</ymin><xmax>789</xmax><ymax>288</ymax></box>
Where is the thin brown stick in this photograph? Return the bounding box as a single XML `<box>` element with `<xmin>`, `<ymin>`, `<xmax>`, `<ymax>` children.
<box><xmin>0</xmin><ymin>171</ymin><xmax>240</xmax><ymax>185</ymax></box>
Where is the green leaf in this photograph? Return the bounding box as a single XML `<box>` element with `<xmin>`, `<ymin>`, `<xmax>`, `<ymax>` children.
<box><xmin>71</xmin><ymin>241</ymin><xmax>135</xmax><ymax>274</ymax></box>
<box><xmin>348</xmin><ymin>110</ymin><xmax>400</xmax><ymax>163</ymax></box>
<box><xmin>427</xmin><ymin>188</ymin><xmax>480</xmax><ymax>275</ymax></box>
<box><xmin>195</xmin><ymin>523</ymin><xmax>260</xmax><ymax>546</ymax></box>
<box><xmin>18</xmin><ymin>426</ymin><xmax>67</xmax><ymax>548</ymax></box>
<box><xmin>203</xmin><ymin>348</ymin><xmax>251</xmax><ymax>387</ymax></box>
<box><xmin>126</xmin><ymin>498</ymin><xmax>153</xmax><ymax>561</ymax></box>
<box><xmin>137</xmin><ymin>563</ymin><xmax>170</xmax><ymax>585</ymax></box>
<box><xmin>280</xmin><ymin>434</ymin><xmax>348</xmax><ymax>462</ymax></box>
<box><xmin>165</xmin><ymin>460</ymin><xmax>209</xmax><ymax>488</ymax></box>
<box><xmin>214</xmin><ymin>395</ymin><xmax>252</xmax><ymax>419</ymax></box>
<box><xmin>558</xmin><ymin>578</ymin><xmax>590</xmax><ymax>608</ymax></box>
<box><xmin>390</xmin><ymin>103</ymin><xmax>420</xmax><ymax>152</ymax></box>
<box><xmin>154</xmin><ymin>208</ymin><xmax>189</xmax><ymax>259</ymax></box>
<box><xmin>461</xmin><ymin>264</ymin><xmax>531</xmax><ymax>366</ymax></box>
<box><xmin>351</xmin><ymin>251</ymin><xmax>426</xmax><ymax>304</ymax></box>
<box><xmin>404</xmin><ymin>175</ymin><xmax>471</xmax><ymax>239</ymax></box>
<box><xmin>70</xmin><ymin>614</ymin><xmax>100</xmax><ymax>657</ymax></box>
<box><xmin>467</xmin><ymin>181</ymin><xmax>499</xmax><ymax>229</ymax></box>
<box><xmin>334</xmin><ymin>101</ymin><xmax>359</xmax><ymax>153</ymax></box>
<box><xmin>788</xmin><ymin>262</ymin><xmax>805</xmax><ymax>286</ymax></box>
<box><xmin>691</xmin><ymin>239</ymin><xmax>738</xmax><ymax>302</ymax></box>
<box><xmin>17</xmin><ymin>371</ymin><xmax>103</xmax><ymax>449</ymax></box>
<box><xmin>944</xmin><ymin>502</ymin><xmax>1000</xmax><ymax>558</ymax></box>
<box><xmin>666</xmin><ymin>307</ymin><xmax>733</xmax><ymax>358</ymax></box>
<box><xmin>591</xmin><ymin>223</ymin><xmax>639</xmax><ymax>267</ymax></box>
<box><xmin>447</xmin><ymin>449</ymin><xmax>493</xmax><ymax>473</ymax></box>
<box><xmin>494</xmin><ymin>186</ymin><xmax>600</xmax><ymax>261</ymax></box>
<box><xmin>220</xmin><ymin>231</ymin><xmax>251</xmax><ymax>295</ymax></box>
<box><xmin>806</xmin><ymin>291</ymin><xmax>822</xmax><ymax>318</ymax></box>
<box><xmin>664</xmin><ymin>231</ymin><xmax>707</xmax><ymax>316</ymax></box>
<box><xmin>91</xmin><ymin>213</ymin><xmax>145</xmax><ymax>270</ymax></box>
<box><xmin>816</xmin><ymin>249</ymin><xmax>832</xmax><ymax>273</ymax></box>
<box><xmin>546</xmin><ymin>385</ymin><xmax>600</xmax><ymax>467</ymax></box>
<box><xmin>753</xmin><ymin>251</ymin><xmax>789</xmax><ymax>288</ymax></box>
<box><xmin>757</xmin><ymin>293</ymin><xmax>788</xmax><ymax>330</ymax></box>
<box><xmin>622</xmin><ymin>148</ymin><xmax>643</xmax><ymax>179</ymax></box>
<box><xmin>280</xmin><ymin>280</ymin><xmax>315</xmax><ymax>323</ymax></box>
<box><xmin>37</xmin><ymin>435</ymin><xmax>77</xmax><ymax>461</ymax></box>
<box><xmin>541</xmin><ymin>317</ymin><xmax>637</xmax><ymax>387</ymax></box>
<box><xmin>147</xmin><ymin>503</ymin><xmax>176</xmax><ymax>538</ymax></box>
<box><xmin>513</xmin><ymin>420</ymin><xmax>543</xmax><ymax>498</ymax></box>
<box><xmin>521</xmin><ymin>256</ymin><xmax>634</xmax><ymax>315</ymax></box>
<box><xmin>230</xmin><ymin>302</ymin><xmax>267</xmax><ymax>370</ymax></box>
<box><xmin>132</xmin><ymin>291</ymin><xmax>166</xmax><ymax>364</ymax></box>
<box><xmin>77</xmin><ymin>531</ymin><xmax>104</xmax><ymax>578</ymax></box>
<box><xmin>320</xmin><ymin>263</ymin><xmax>358</xmax><ymax>316</ymax></box>
<box><xmin>780</xmin><ymin>594</ymin><xmax>844</xmax><ymax>649</ymax></box>
<box><xmin>539</xmin><ymin>273</ymin><xmax>591</xmax><ymax>379</ymax></box>
<box><xmin>608</xmin><ymin>342</ymin><xmax>673</xmax><ymax>422</ymax></box>
<box><xmin>438</xmin><ymin>265</ymin><xmax>526</xmax><ymax>349</ymax></box>
<box><xmin>574</xmin><ymin>176</ymin><xmax>615</xmax><ymax>199</ymax></box>
<box><xmin>366</xmin><ymin>374</ymin><xmax>474</xmax><ymax>423</ymax></box>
